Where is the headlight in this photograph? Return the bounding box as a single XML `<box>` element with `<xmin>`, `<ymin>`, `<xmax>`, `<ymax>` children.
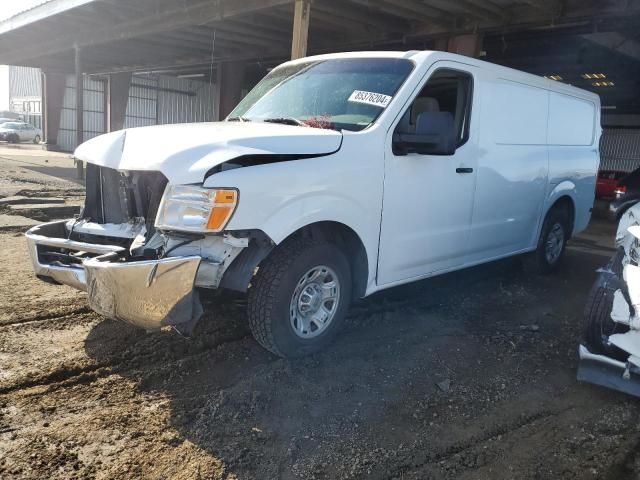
<box><xmin>155</xmin><ymin>185</ymin><xmax>238</xmax><ymax>233</ymax></box>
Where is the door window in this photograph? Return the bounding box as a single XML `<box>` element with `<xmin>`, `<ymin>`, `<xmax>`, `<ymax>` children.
<box><xmin>394</xmin><ymin>69</ymin><xmax>473</xmax><ymax>153</ymax></box>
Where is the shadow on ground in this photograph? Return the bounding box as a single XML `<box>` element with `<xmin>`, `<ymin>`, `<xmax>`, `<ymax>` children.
<box><xmin>81</xmin><ymin>231</ymin><xmax>639</xmax><ymax>479</ymax></box>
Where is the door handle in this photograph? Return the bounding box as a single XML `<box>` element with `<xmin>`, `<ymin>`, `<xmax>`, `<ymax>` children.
<box><xmin>456</xmin><ymin>167</ymin><xmax>474</xmax><ymax>174</ymax></box>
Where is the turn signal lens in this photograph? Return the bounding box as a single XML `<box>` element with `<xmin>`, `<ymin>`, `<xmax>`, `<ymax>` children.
<box><xmin>207</xmin><ymin>189</ymin><xmax>238</xmax><ymax>231</ymax></box>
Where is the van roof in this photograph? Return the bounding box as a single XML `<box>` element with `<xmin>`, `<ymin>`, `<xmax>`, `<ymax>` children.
<box><xmin>283</xmin><ymin>50</ymin><xmax>600</xmax><ymax>104</ymax></box>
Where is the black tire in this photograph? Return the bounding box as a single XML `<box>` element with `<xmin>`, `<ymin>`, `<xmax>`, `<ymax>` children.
<box><xmin>33</xmin><ymin>135</ymin><xmax>41</xmax><ymax>144</ymax></box>
<box><xmin>523</xmin><ymin>207</ymin><xmax>570</xmax><ymax>274</ymax></box>
<box><xmin>8</xmin><ymin>134</ymin><xmax>19</xmax><ymax>144</ymax></box>
<box><xmin>583</xmin><ymin>264</ymin><xmax>629</xmax><ymax>360</ymax></box>
<box><xmin>247</xmin><ymin>236</ymin><xmax>352</xmax><ymax>357</ymax></box>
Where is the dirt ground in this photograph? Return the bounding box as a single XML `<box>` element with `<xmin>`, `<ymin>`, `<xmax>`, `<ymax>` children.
<box><xmin>1</xmin><ymin>144</ymin><xmax>640</xmax><ymax>480</ymax></box>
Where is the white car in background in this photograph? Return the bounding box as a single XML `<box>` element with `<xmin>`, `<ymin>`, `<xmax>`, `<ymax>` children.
<box><xmin>0</xmin><ymin>121</ymin><xmax>41</xmax><ymax>144</ymax></box>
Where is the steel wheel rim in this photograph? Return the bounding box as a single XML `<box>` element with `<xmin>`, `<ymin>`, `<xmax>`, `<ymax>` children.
<box><xmin>289</xmin><ymin>265</ymin><xmax>341</xmax><ymax>339</ymax></box>
<box><xmin>545</xmin><ymin>223</ymin><xmax>564</xmax><ymax>264</ymax></box>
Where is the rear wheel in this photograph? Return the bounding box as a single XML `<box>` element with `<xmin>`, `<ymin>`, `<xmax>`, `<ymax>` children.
<box><xmin>247</xmin><ymin>236</ymin><xmax>351</xmax><ymax>357</ymax></box>
<box><xmin>523</xmin><ymin>207</ymin><xmax>570</xmax><ymax>274</ymax></box>
<box><xmin>33</xmin><ymin>134</ymin><xmax>41</xmax><ymax>144</ymax></box>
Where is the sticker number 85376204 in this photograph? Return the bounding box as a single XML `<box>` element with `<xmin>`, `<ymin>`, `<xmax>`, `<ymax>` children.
<box><xmin>347</xmin><ymin>90</ymin><xmax>393</xmax><ymax>108</ymax></box>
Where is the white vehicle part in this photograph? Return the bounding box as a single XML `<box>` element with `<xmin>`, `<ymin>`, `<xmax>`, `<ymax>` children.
<box><xmin>616</xmin><ymin>203</ymin><xmax>640</xmax><ymax>246</ymax></box>
<box><xmin>629</xmin><ymin>356</ymin><xmax>640</xmax><ymax>369</ymax></box>
<box><xmin>616</xmin><ymin>204</ymin><xmax>640</xmax><ymax>266</ymax></box>
<box><xmin>629</xmin><ymin>225</ymin><xmax>640</xmax><ymax>241</ymax></box>
<box><xmin>73</xmin><ymin>122</ymin><xmax>343</xmax><ymax>185</ymax></box>
<box><xmin>609</xmin><ymin>331</ymin><xmax>640</xmax><ymax>359</ymax></box>
<box><xmin>611</xmin><ymin>289</ymin><xmax>632</xmax><ymax>326</ymax></box>
<box><xmin>624</xmin><ymin>264</ymin><xmax>640</xmax><ymax>308</ymax></box>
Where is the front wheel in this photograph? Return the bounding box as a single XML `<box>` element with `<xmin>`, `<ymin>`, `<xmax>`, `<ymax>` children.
<box><xmin>523</xmin><ymin>207</ymin><xmax>569</xmax><ymax>274</ymax></box>
<box><xmin>248</xmin><ymin>237</ymin><xmax>352</xmax><ymax>357</ymax></box>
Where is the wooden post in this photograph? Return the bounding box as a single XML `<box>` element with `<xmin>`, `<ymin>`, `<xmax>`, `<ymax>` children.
<box><xmin>447</xmin><ymin>33</ymin><xmax>484</xmax><ymax>58</ymax></box>
<box><xmin>291</xmin><ymin>0</ymin><xmax>311</xmax><ymax>60</ymax></box>
<box><xmin>74</xmin><ymin>45</ymin><xmax>84</xmax><ymax>179</ymax></box>
<box><xmin>107</xmin><ymin>72</ymin><xmax>131</xmax><ymax>131</ymax></box>
<box><xmin>41</xmin><ymin>71</ymin><xmax>65</xmax><ymax>149</ymax></box>
<box><xmin>217</xmin><ymin>61</ymin><xmax>246</xmax><ymax>119</ymax></box>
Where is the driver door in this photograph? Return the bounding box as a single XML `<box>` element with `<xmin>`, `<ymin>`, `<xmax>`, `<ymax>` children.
<box><xmin>377</xmin><ymin>64</ymin><xmax>480</xmax><ymax>285</ymax></box>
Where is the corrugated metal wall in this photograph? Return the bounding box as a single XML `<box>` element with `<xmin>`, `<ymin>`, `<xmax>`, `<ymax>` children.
<box><xmin>8</xmin><ymin>66</ymin><xmax>41</xmax><ymax>97</ymax></box>
<box><xmin>600</xmin><ymin>128</ymin><xmax>640</xmax><ymax>172</ymax></box>
<box><xmin>124</xmin><ymin>75</ymin><xmax>216</xmax><ymax>128</ymax></box>
<box><xmin>125</xmin><ymin>77</ymin><xmax>158</xmax><ymax>128</ymax></box>
<box><xmin>57</xmin><ymin>76</ymin><xmax>105</xmax><ymax>152</ymax></box>
<box><xmin>157</xmin><ymin>76</ymin><xmax>216</xmax><ymax>124</ymax></box>
<box><xmin>60</xmin><ymin>74</ymin><xmax>216</xmax><ymax>150</ymax></box>
<box><xmin>8</xmin><ymin>66</ymin><xmax>217</xmax><ymax>151</ymax></box>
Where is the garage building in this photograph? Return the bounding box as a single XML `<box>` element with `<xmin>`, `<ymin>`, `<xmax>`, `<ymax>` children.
<box><xmin>0</xmin><ymin>0</ymin><xmax>639</xmax><ymax>169</ymax></box>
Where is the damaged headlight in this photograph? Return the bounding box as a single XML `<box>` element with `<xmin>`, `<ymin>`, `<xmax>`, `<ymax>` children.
<box><xmin>155</xmin><ymin>185</ymin><xmax>238</xmax><ymax>233</ymax></box>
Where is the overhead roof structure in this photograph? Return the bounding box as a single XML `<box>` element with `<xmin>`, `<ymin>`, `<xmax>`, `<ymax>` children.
<box><xmin>0</xmin><ymin>0</ymin><xmax>639</xmax><ymax>77</ymax></box>
<box><xmin>1</xmin><ymin>0</ymin><xmax>640</xmax><ymax>150</ymax></box>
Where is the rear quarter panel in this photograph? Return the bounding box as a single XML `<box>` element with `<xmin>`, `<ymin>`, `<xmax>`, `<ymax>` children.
<box><xmin>546</xmin><ymin>91</ymin><xmax>601</xmax><ymax>235</ymax></box>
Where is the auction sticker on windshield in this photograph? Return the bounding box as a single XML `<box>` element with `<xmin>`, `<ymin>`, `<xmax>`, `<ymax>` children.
<box><xmin>348</xmin><ymin>90</ymin><xmax>392</xmax><ymax>108</ymax></box>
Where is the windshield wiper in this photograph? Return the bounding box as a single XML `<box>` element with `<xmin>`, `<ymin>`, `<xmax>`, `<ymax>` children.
<box><xmin>227</xmin><ymin>116</ymin><xmax>251</xmax><ymax>122</ymax></box>
<box><xmin>263</xmin><ymin>117</ymin><xmax>307</xmax><ymax>127</ymax></box>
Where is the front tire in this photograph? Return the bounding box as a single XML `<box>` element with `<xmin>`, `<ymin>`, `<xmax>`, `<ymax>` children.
<box><xmin>583</xmin><ymin>266</ymin><xmax>629</xmax><ymax>360</ymax></box>
<box><xmin>524</xmin><ymin>207</ymin><xmax>569</xmax><ymax>274</ymax></box>
<box><xmin>248</xmin><ymin>237</ymin><xmax>352</xmax><ymax>357</ymax></box>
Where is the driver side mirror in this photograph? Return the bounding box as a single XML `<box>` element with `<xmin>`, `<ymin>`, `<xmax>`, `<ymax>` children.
<box><xmin>393</xmin><ymin>111</ymin><xmax>456</xmax><ymax>156</ymax></box>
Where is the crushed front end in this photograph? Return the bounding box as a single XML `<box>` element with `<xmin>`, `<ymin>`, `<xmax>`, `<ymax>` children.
<box><xmin>25</xmin><ymin>164</ymin><xmax>247</xmax><ymax>334</ymax></box>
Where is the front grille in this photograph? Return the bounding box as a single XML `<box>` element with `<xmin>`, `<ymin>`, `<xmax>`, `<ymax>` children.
<box><xmin>83</xmin><ymin>164</ymin><xmax>168</xmax><ymax>237</ymax></box>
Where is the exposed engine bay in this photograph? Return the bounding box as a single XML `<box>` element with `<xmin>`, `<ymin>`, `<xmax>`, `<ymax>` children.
<box><xmin>579</xmin><ymin>203</ymin><xmax>640</xmax><ymax>397</ymax></box>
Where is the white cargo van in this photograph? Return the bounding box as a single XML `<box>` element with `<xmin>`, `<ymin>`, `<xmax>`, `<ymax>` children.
<box><xmin>25</xmin><ymin>51</ymin><xmax>600</xmax><ymax>357</ymax></box>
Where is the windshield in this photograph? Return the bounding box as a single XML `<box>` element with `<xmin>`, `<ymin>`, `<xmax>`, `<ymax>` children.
<box><xmin>0</xmin><ymin>122</ymin><xmax>19</xmax><ymax>129</ymax></box>
<box><xmin>228</xmin><ymin>58</ymin><xmax>414</xmax><ymax>132</ymax></box>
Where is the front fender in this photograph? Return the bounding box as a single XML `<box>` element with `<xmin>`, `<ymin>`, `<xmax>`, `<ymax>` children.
<box><xmin>260</xmin><ymin>193</ymin><xmax>378</xmax><ymax>288</ymax></box>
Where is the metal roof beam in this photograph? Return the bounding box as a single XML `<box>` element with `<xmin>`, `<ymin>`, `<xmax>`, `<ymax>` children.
<box><xmin>0</xmin><ymin>0</ymin><xmax>96</xmax><ymax>35</ymax></box>
<box><xmin>421</xmin><ymin>0</ymin><xmax>506</xmax><ymax>21</ymax></box>
<box><xmin>0</xmin><ymin>0</ymin><xmax>293</xmax><ymax>64</ymax></box>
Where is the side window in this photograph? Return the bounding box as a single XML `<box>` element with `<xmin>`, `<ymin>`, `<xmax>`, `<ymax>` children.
<box><xmin>394</xmin><ymin>68</ymin><xmax>473</xmax><ymax>155</ymax></box>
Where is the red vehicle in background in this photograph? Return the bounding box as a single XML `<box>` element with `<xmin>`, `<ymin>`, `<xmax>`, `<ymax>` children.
<box><xmin>596</xmin><ymin>170</ymin><xmax>624</xmax><ymax>199</ymax></box>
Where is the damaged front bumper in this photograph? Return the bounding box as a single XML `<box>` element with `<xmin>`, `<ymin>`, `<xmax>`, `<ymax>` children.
<box><xmin>26</xmin><ymin>220</ymin><xmax>203</xmax><ymax>331</ymax></box>
<box><xmin>577</xmin><ymin>344</ymin><xmax>640</xmax><ymax>397</ymax></box>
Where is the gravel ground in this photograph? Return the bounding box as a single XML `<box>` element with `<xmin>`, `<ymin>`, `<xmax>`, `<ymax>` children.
<box><xmin>1</xmin><ymin>145</ymin><xmax>639</xmax><ymax>479</ymax></box>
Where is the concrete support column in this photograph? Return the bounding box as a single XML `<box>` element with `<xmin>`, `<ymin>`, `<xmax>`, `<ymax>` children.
<box><xmin>107</xmin><ymin>72</ymin><xmax>131</xmax><ymax>132</ymax></box>
<box><xmin>291</xmin><ymin>0</ymin><xmax>311</xmax><ymax>60</ymax></box>
<box><xmin>41</xmin><ymin>71</ymin><xmax>66</xmax><ymax>149</ymax></box>
<box><xmin>446</xmin><ymin>33</ymin><xmax>483</xmax><ymax>57</ymax></box>
<box><xmin>216</xmin><ymin>61</ymin><xmax>246</xmax><ymax>120</ymax></box>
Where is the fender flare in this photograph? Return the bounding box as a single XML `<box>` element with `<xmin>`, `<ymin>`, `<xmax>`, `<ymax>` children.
<box><xmin>540</xmin><ymin>181</ymin><xmax>578</xmax><ymax>237</ymax></box>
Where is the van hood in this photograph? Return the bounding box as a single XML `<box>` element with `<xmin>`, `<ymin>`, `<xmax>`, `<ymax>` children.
<box><xmin>74</xmin><ymin>122</ymin><xmax>343</xmax><ymax>185</ymax></box>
